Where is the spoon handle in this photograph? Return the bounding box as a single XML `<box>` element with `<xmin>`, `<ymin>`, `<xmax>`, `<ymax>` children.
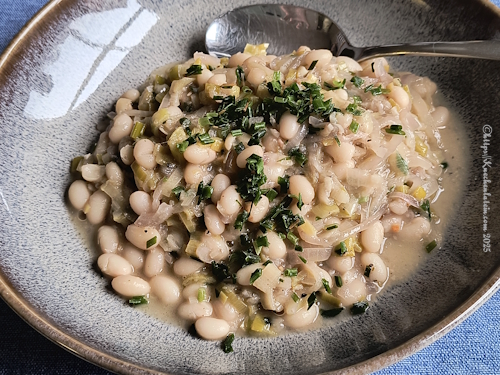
<box><xmin>357</xmin><ymin>40</ymin><xmax>500</xmax><ymax>61</ymax></box>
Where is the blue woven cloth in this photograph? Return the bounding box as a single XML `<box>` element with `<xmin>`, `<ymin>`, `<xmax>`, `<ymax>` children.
<box><xmin>0</xmin><ymin>1</ymin><xmax>499</xmax><ymax>374</ymax></box>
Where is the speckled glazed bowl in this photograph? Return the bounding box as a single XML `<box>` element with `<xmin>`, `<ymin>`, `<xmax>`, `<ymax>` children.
<box><xmin>1</xmin><ymin>0</ymin><xmax>500</xmax><ymax>374</ymax></box>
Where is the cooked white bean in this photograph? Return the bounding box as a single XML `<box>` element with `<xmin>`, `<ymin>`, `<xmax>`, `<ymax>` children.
<box><xmin>236</xmin><ymin>145</ymin><xmax>264</xmax><ymax>168</ymax></box>
<box><xmin>68</xmin><ymin>180</ymin><xmax>90</xmax><ymax>210</ymax></box>
<box><xmin>289</xmin><ymin>175</ymin><xmax>315</xmax><ymax>204</ymax></box>
<box><xmin>217</xmin><ymin>185</ymin><xmax>242</xmax><ymax>216</ymax></box>
<box><xmin>228</xmin><ymin>52</ymin><xmax>251</xmax><ymax>68</ymax></box>
<box><xmin>360</xmin><ymin>253</ymin><xmax>388</xmax><ymax>284</ymax></box>
<box><xmin>325</xmin><ymin>142</ymin><xmax>355</xmax><ymax>163</ymax></box>
<box><xmin>81</xmin><ymin>164</ymin><xmax>106</xmax><ymax>182</ymax></box>
<box><xmin>173</xmin><ymin>257</ymin><xmax>204</xmax><ymax>277</ymax></box>
<box><xmin>120</xmin><ymin>144</ymin><xmax>135</xmax><ymax>165</ymax></box>
<box><xmin>389</xmin><ymin>198</ymin><xmax>408</xmax><ymax>215</ymax></box>
<box><xmin>109</xmin><ymin>113</ymin><xmax>133</xmax><ymax>144</ymax></box>
<box><xmin>236</xmin><ymin>263</ymin><xmax>263</xmax><ymax>286</ymax></box>
<box><xmin>105</xmin><ymin>162</ymin><xmax>123</xmax><ymax>184</ymax></box>
<box><xmin>150</xmin><ymin>275</ymin><xmax>180</xmax><ymax>305</ymax></box>
<box><xmin>177</xmin><ymin>301</ymin><xmax>213</xmax><ymax>321</ymax></box>
<box><xmin>211</xmin><ymin>174</ymin><xmax>231</xmax><ymax>203</ymax></box>
<box><xmin>116</xmin><ymin>97</ymin><xmax>133</xmax><ymax>114</ymax></box>
<box><xmin>279</xmin><ymin>112</ymin><xmax>300</xmax><ymax>140</ymax></box>
<box><xmin>207</xmin><ymin>73</ymin><xmax>227</xmax><ymax>86</ymax></box>
<box><xmin>330</xmin><ymin>161</ymin><xmax>354</xmax><ymax>180</ymax></box>
<box><xmin>129</xmin><ymin>191</ymin><xmax>153</xmax><ymax>216</ymax></box>
<box><xmin>246</xmin><ymin>67</ymin><xmax>267</xmax><ymax>86</ymax></box>
<box><xmin>97</xmin><ymin>225</ymin><xmax>120</xmax><ymax>254</ymax></box>
<box><xmin>111</xmin><ymin>275</ymin><xmax>150</xmax><ymax>297</ymax></box>
<box><xmin>133</xmin><ymin>139</ymin><xmax>157</xmax><ymax>170</ymax></box>
<box><xmin>204</xmin><ymin>204</ymin><xmax>226</xmax><ymax>235</ymax></box>
<box><xmin>303</xmin><ymin>49</ymin><xmax>333</xmax><ymax>69</ymax></box>
<box><xmin>184</xmin><ymin>163</ymin><xmax>206</xmax><ymax>185</ymax></box>
<box><xmin>399</xmin><ymin>217</ymin><xmax>431</xmax><ymax>241</ymax></box>
<box><xmin>86</xmin><ymin>190</ymin><xmax>111</xmax><ymax>225</ymax></box>
<box><xmin>196</xmin><ymin>233</ymin><xmax>230</xmax><ymax>263</ymax></box>
<box><xmin>183</xmin><ymin>144</ymin><xmax>217</xmax><ymax>165</ymax></box>
<box><xmin>98</xmin><ymin>253</ymin><xmax>133</xmax><ymax>277</ymax></box>
<box><xmin>261</xmin><ymin>230</ymin><xmax>286</xmax><ymax>259</ymax></box>
<box><xmin>122</xmin><ymin>242</ymin><xmax>144</xmax><ymax>271</ymax></box>
<box><xmin>246</xmin><ymin>195</ymin><xmax>269</xmax><ymax>223</ymax></box>
<box><xmin>284</xmin><ymin>304</ymin><xmax>319</xmax><ymax>329</ymax></box>
<box><xmin>388</xmin><ymin>86</ymin><xmax>410</xmax><ymax>108</ymax></box>
<box><xmin>336</xmin><ymin>56</ymin><xmax>363</xmax><ymax>72</ymax></box>
<box><xmin>144</xmin><ymin>247</ymin><xmax>165</xmax><ymax>278</ymax></box>
<box><xmin>361</xmin><ymin>221</ymin><xmax>385</xmax><ymax>253</ymax></box>
<box><xmin>432</xmin><ymin>106</ymin><xmax>450</xmax><ymax>126</ymax></box>
<box><xmin>121</xmin><ymin>89</ymin><xmax>140</xmax><ymax>102</ymax></box>
<box><xmin>195</xmin><ymin>317</ymin><xmax>230</xmax><ymax>340</ymax></box>
<box><xmin>336</xmin><ymin>277</ymin><xmax>366</xmax><ymax>306</ymax></box>
<box><xmin>125</xmin><ymin>224</ymin><xmax>161</xmax><ymax>250</ymax></box>
<box><xmin>213</xmin><ymin>299</ymin><xmax>239</xmax><ymax>322</ymax></box>
<box><xmin>182</xmin><ymin>282</ymin><xmax>206</xmax><ymax>300</ymax></box>
<box><xmin>326</xmin><ymin>255</ymin><xmax>354</xmax><ymax>274</ymax></box>
<box><xmin>196</xmin><ymin>68</ymin><xmax>214</xmax><ymax>86</ymax></box>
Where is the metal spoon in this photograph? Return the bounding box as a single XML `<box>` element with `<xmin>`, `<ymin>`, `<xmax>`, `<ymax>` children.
<box><xmin>206</xmin><ymin>4</ymin><xmax>500</xmax><ymax>61</ymax></box>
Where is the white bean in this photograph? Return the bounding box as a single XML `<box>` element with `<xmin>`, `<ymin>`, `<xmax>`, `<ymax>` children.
<box><xmin>68</xmin><ymin>180</ymin><xmax>90</xmax><ymax>210</ymax></box>
<box><xmin>86</xmin><ymin>190</ymin><xmax>111</xmax><ymax>225</ymax></box>
<box><xmin>81</xmin><ymin>164</ymin><xmax>106</xmax><ymax>182</ymax></box>
<box><xmin>213</xmin><ymin>299</ymin><xmax>239</xmax><ymax>322</ymax></box>
<box><xmin>236</xmin><ymin>263</ymin><xmax>263</xmax><ymax>286</ymax></box>
<box><xmin>389</xmin><ymin>198</ymin><xmax>408</xmax><ymax>215</ymax></box>
<box><xmin>196</xmin><ymin>233</ymin><xmax>229</xmax><ymax>263</ymax></box>
<box><xmin>121</xmin><ymin>89</ymin><xmax>140</xmax><ymax>102</ymax></box>
<box><xmin>196</xmin><ymin>68</ymin><xmax>214</xmax><ymax>86</ymax></box>
<box><xmin>289</xmin><ymin>175</ymin><xmax>315</xmax><ymax>204</ymax></box>
<box><xmin>284</xmin><ymin>304</ymin><xmax>319</xmax><ymax>329</ymax></box>
<box><xmin>204</xmin><ymin>204</ymin><xmax>225</xmax><ymax>235</ymax></box>
<box><xmin>116</xmin><ymin>98</ymin><xmax>133</xmax><ymax>114</ymax></box>
<box><xmin>109</xmin><ymin>113</ymin><xmax>133</xmax><ymax>144</ymax></box>
<box><xmin>184</xmin><ymin>163</ymin><xmax>206</xmax><ymax>185</ymax></box>
<box><xmin>183</xmin><ymin>144</ymin><xmax>217</xmax><ymax>165</ymax></box>
<box><xmin>97</xmin><ymin>254</ymin><xmax>133</xmax><ymax>277</ymax></box>
<box><xmin>261</xmin><ymin>230</ymin><xmax>287</xmax><ymax>259</ymax></box>
<box><xmin>177</xmin><ymin>301</ymin><xmax>213</xmax><ymax>321</ymax></box>
<box><xmin>303</xmin><ymin>49</ymin><xmax>333</xmax><ymax>69</ymax></box>
<box><xmin>122</xmin><ymin>242</ymin><xmax>144</xmax><ymax>271</ymax></box>
<box><xmin>398</xmin><ymin>217</ymin><xmax>431</xmax><ymax>241</ymax></box>
<box><xmin>97</xmin><ymin>225</ymin><xmax>120</xmax><ymax>254</ymax></box>
<box><xmin>105</xmin><ymin>162</ymin><xmax>123</xmax><ymax>184</ymax></box>
<box><xmin>182</xmin><ymin>283</ymin><xmax>206</xmax><ymax>300</ymax></box>
<box><xmin>207</xmin><ymin>74</ymin><xmax>227</xmax><ymax>86</ymax></box>
<box><xmin>246</xmin><ymin>67</ymin><xmax>267</xmax><ymax>86</ymax></box>
<box><xmin>111</xmin><ymin>275</ymin><xmax>151</xmax><ymax>297</ymax></box>
<box><xmin>144</xmin><ymin>247</ymin><xmax>165</xmax><ymax>278</ymax></box>
<box><xmin>361</xmin><ymin>221</ymin><xmax>385</xmax><ymax>253</ymax></box>
<box><xmin>133</xmin><ymin>139</ymin><xmax>157</xmax><ymax>170</ymax></box>
<box><xmin>360</xmin><ymin>252</ymin><xmax>388</xmax><ymax>284</ymax></box>
<box><xmin>388</xmin><ymin>86</ymin><xmax>410</xmax><ymax>108</ymax></box>
<box><xmin>211</xmin><ymin>174</ymin><xmax>231</xmax><ymax>204</ymax></box>
<box><xmin>432</xmin><ymin>106</ymin><xmax>450</xmax><ymax>126</ymax></box>
<box><xmin>326</xmin><ymin>255</ymin><xmax>354</xmax><ymax>274</ymax></box>
<box><xmin>129</xmin><ymin>191</ymin><xmax>153</xmax><ymax>216</ymax></box>
<box><xmin>120</xmin><ymin>144</ymin><xmax>135</xmax><ymax>165</ymax></box>
<box><xmin>330</xmin><ymin>161</ymin><xmax>354</xmax><ymax>180</ymax></box>
<box><xmin>173</xmin><ymin>257</ymin><xmax>204</xmax><ymax>276</ymax></box>
<box><xmin>336</xmin><ymin>277</ymin><xmax>366</xmax><ymax>306</ymax></box>
<box><xmin>195</xmin><ymin>317</ymin><xmax>230</xmax><ymax>340</ymax></box>
<box><xmin>246</xmin><ymin>195</ymin><xmax>270</xmax><ymax>223</ymax></box>
<box><xmin>279</xmin><ymin>112</ymin><xmax>300</xmax><ymax>140</ymax></box>
<box><xmin>228</xmin><ymin>52</ymin><xmax>251</xmax><ymax>67</ymax></box>
<box><xmin>217</xmin><ymin>185</ymin><xmax>242</xmax><ymax>216</ymax></box>
<box><xmin>150</xmin><ymin>275</ymin><xmax>181</xmax><ymax>305</ymax></box>
<box><xmin>325</xmin><ymin>142</ymin><xmax>355</xmax><ymax>163</ymax></box>
<box><xmin>125</xmin><ymin>224</ymin><xmax>161</xmax><ymax>250</ymax></box>
<box><xmin>236</xmin><ymin>145</ymin><xmax>264</xmax><ymax>168</ymax></box>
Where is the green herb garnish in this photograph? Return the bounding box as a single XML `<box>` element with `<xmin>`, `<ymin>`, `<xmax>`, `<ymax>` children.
<box><xmin>335</xmin><ymin>241</ymin><xmax>348</xmax><ymax>256</ymax></box>
<box><xmin>198</xmin><ymin>133</ymin><xmax>215</xmax><ymax>145</ymax></box>
<box><xmin>250</xmin><ymin>268</ymin><xmax>263</xmax><ymax>284</ymax></box>
<box><xmin>365</xmin><ymin>84</ymin><xmax>390</xmax><ymax>96</ymax></box>
<box><xmin>351</xmin><ymin>301</ymin><xmax>369</xmax><ymax>315</ymax></box>
<box><xmin>146</xmin><ymin>236</ymin><xmax>157</xmax><ymax>248</ymax></box>
<box><xmin>284</xmin><ymin>268</ymin><xmax>298</xmax><ymax>277</ymax></box>
<box><xmin>395</xmin><ymin>152</ymin><xmax>409</xmax><ymax>175</ymax></box>
<box><xmin>321</xmin><ymin>307</ymin><xmax>344</xmax><ymax>318</ymax></box>
<box><xmin>236</xmin><ymin>66</ymin><xmax>245</xmax><ymax>86</ymax></box>
<box><xmin>364</xmin><ymin>264</ymin><xmax>373</xmax><ymax>277</ymax></box>
<box><xmin>234</xmin><ymin>211</ymin><xmax>249</xmax><ymax>230</ymax></box>
<box><xmin>334</xmin><ymin>275</ymin><xmax>343</xmax><ymax>287</ymax></box>
<box><xmin>351</xmin><ymin>76</ymin><xmax>364</xmax><ymax>88</ymax></box>
<box><xmin>322</xmin><ymin>278</ymin><xmax>332</xmax><ymax>294</ymax></box>
<box><xmin>299</xmin><ymin>255</ymin><xmax>307</xmax><ymax>264</ymax></box>
<box><xmin>349</xmin><ymin>120</ymin><xmax>359</xmax><ymax>133</ymax></box>
<box><xmin>291</xmin><ymin>292</ymin><xmax>300</xmax><ymax>303</ymax></box>
<box><xmin>346</xmin><ymin>103</ymin><xmax>363</xmax><ymax>116</ymax></box>
<box><xmin>308</xmin><ymin>60</ymin><xmax>318</xmax><ymax>70</ymax></box>
<box><xmin>324</xmin><ymin>79</ymin><xmax>346</xmax><ymax>90</ymax></box>
<box><xmin>288</xmin><ymin>146</ymin><xmax>308</xmax><ymax>167</ymax></box>
<box><xmin>172</xmin><ymin>186</ymin><xmax>184</xmax><ymax>200</ymax></box>
<box><xmin>185</xmin><ymin>64</ymin><xmax>203</xmax><ymax>76</ymax></box>
<box><xmin>421</xmin><ymin>199</ymin><xmax>431</xmax><ymax>220</ymax></box>
<box><xmin>326</xmin><ymin>224</ymin><xmax>338</xmax><ymax>230</ymax></box>
<box><xmin>222</xmin><ymin>333</ymin><xmax>235</xmax><ymax>353</ymax></box>
<box><xmin>128</xmin><ymin>296</ymin><xmax>149</xmax><ymax>305</ymax></box>
<box><xmin>385</xmin><ymin>124</ymin><xmax>406</xmax><ymax>135</ymax></box>
<box><xmin>426</xmin><ymin>239</ymin><xmax>437</xmax><ymax>253</ymax></box>
<box><xmin>212</xmin><ymin>261</ymin><xmax>230</xmax><ymax>282</ymax></box>
<box><xmin>307</xmin><ymin>292</ymin><xmax>317</xmax><ymax>310</ymax></box>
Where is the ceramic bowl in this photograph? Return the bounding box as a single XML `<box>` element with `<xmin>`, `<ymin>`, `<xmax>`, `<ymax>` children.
<box><xmin>1</xmin><ymin>0</ymin><xmax>500</xmax><ymax>374</ymax></box>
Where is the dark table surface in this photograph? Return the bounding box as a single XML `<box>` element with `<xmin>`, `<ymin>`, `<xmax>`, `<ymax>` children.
<box><xmin>1</xmin><ymin>1</ymin><xmax>500</xmax><ymax>374</ymax></box>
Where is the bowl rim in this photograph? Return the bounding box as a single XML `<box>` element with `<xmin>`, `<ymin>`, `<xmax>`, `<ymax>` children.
<box><xmin>1</xmin><ymin>0</ymin><xmax>500</xmax><ymax>374</ymax></box>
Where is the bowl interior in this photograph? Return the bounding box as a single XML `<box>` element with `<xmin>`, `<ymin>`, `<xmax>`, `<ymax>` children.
<box><xmin>0</xmin><ymin>0</ymin><xmax>500</xmax><ymax>374</ymax></box>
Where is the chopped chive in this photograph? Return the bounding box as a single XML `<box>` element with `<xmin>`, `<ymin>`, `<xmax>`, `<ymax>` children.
<box><xmin>426</xmin><ymin>240</ymin><xmax>437</xmax><ymax>253</ymax></box>
<box><xmin>335</xmin><ymin>241</ymin><xmax>348</xmax><ymax>256</ymax></box>
<box><xmin>308</xmin><ymin>60</ymin><xmax>318</xmax><ymax>70</ymax></box>
<box><xmin>284</xmin><ymin>268</ymin><xmax>298</xmax><ymax>277</ymax></box>
<box><xmin>324</xmin><ymin>79</ymin><xmax>346</xmax><ymax>90</ymax></box>
<box><xmin>128</xmin><ymin>295</ymin><xmax>148</xmax><ymax>305</ymax></box>
<box><xmin>291</xmin><ymin>292</ymin><xmax>300</xmax><ymax>303</ymax></box>
<box><xmin>185</xmin><ymin>64</ymin><xmax>203</xmax><ymax>76</ymax></box>
<box><xmin>146</xmin><ymin>236</ymin><xmax>157</xmax><ymax>248</ymax></box>
<box><xmin>222</xmin><ymin>333</ymin><xmax>235</xmax><ymax>353</ymax></box>
<box><xmin>421</xmin><ymin>199</ymin><xmax>431</xmax><ymax>220</ymax></box>
<box><xmin>250</xmin><ymin>268</ymin><xmax>263</xmax><ymax>284</ymax></box>
<box><xmin>234</xmin><ymin>142</ymin><xmax>245</xmax><ymax>154</ymax></box>
<box><xmin>287</xmin><ymin>232</ymin><xmax>299</xmax><ymax>246</ymax></box>
<box><xmin>334</xmin><ymin>135</ymin><xmax>341</xmax><ymax>146</ymax></box>
<box><xmin>197</xmin><ymin>287</ymin><xmax>206</xmax><ymax>302</ymax></box>
<box><xmin>364</xmin><ymin>264</ymin><xmax>373</xmax><ymax>277</ymax></box>
<box><xmin>385</xmin><ymin>124</ymin><xmax>406</xmax><ymax>136</ymax></box>
<box><xmin>298</xmin><ymin>255</ymin><xmax>307</xmax><ymax>264</ymax></box>
<box><xmin>353</xmin><ymin>95</ymin><xmax>362</xmax><ymax>105</ymax></box>
<box><xmin>322</xmin><ymin>278</ymin><xmax>332</xmax><ymax>294</ymax></box>
<box><xmin>321</xmin><ymin>307</ymin><xmax>344</xmax><ymax>318</ymax></box>
<box><xmin>351</xmin><ymin>301</ymin><xmax>369</xmax><ymax>315</ymax></box>
<box><xmin>265</xmin><ymin>188</ymin><xmax>278</xmax><ymax>201</ymax></box>
<box><xmin>234</xmin><ymin>211</ymin><xmax>249</xmax><ymax>230</ymax></box>
<box><xmin>350</xmin><ymin>76</ymin><xmax>364</xmax><ymax>88</ymax></box>
<box><xmin>349</xmin><ymin>120</ymin><xmax>359</xmax><ymax>134</ymax></box>
<box><xmin>334</xmin><ymin>275</ymin><xmax>343</xmax><ymax>287</ymax></box>
<box><xmin>326</xmin><ymin>224</ymin><xmax>338</xmax><ymax>230</ymax></box>
<box><xmin>130</xmin><ymin>122</ymin><xmax>145</xmax><ymax>139</ymax></box>
<box><xmin>263</xmin><ymin>260</ymin><xmax>273</xmax><ymax>266</ymax></box>
<box><xmin>176</xmin><ymin>141</ymin><xmax>189</xmax><ymax>153</ymax></box>
<box><xmin>346</xmin><ymin>103</ymin><xmax>363</xmax><ymax>116</ymax></box>
<box><xmin>307</xmin><ymin>292</ymin><xmax>317</xmax><ymax>310</ymax></box>
<box><xmin>198</xmin><ymin>133</ymin><xmax>215</xmax><ymax>144</ymax></box>
<box><xmin>295</xmin><ymin>245</ymin><xmax>303</xmax><ymax>252</ymax></box>
<box><xmin>231</xmin><ymin>129</ymin><xmax>243</xmax><ymax>137</ymax></box>
<box><xmin>236</xmin><ymin>66</ymin><xmax>245</xmax><ymax>86</ymax></box>
<box><xmin>172</xmin><ymin>186</ymin><xmax>184</xmax><ymax>200</ymax></box>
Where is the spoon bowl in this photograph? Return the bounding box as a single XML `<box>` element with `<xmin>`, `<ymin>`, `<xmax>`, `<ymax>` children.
<box><xmin>206</xmin><ymin>4</ymin><xmax>500</xmax><ymax>60</ymax></box>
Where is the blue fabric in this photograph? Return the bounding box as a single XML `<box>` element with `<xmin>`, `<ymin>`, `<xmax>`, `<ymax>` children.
<box><xmin>0</xmin><ymin>1</ymin><xmax>499</xmax><ymax>374</ymax></box>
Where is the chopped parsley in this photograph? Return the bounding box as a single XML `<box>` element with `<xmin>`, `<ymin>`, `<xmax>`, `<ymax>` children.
<box><xmin>197</xmin><ymin>181</ymin><xmax>214</xmax><ymax>202</ymax></box>
<box><xmin>260</xmin><ymin>195</ymin><xmax>304</xmax><ymax>234</ymax></box>
<box><xmin>222</xmin><ymin>333</ymin><xmax>235</xmax><ymax>353</ymax></box>
<box><xmin>288</xmin><ymin>146</ymin><xmax>308</xmax><ymax>167</ymax></box>
<box><xmin>212</xmin><ymin>261</ymin><xmax>230</xmax><ymax>282</ymax></box>
<box><xmin>253</xmin><ymin>235</ymin><xmax>270</xmax><ymax>255</ymax></box>
<box><xmin>172</xmin><ymin>186</ymin><xmax>184</xmax><ymax>200</ymax></box>
<box><xmin>264</xmin><ymin>188</ymin><xmax>278</xmax><ymax>201</ymax></box>
<box><xmin>365</xmin><ymin>84</ymin><xmax>390</xmax><ymax>96</ymax></box>
<box><xmin>236</xmin><ymin>154</ymin><xmax>267</xmax><ymax>204</ymax></box>
<box><xmin>234</xmin><ymin>211</ymin><xmax>249</xmax><ymax>230</ymax></box>
<box><xmin>350</xmin><ymin>76</ymin><xmax>364</xmax><ymax>88</ymax></box>
<box><xmin>278</xmin><ymin>175</ymin><xmax>290</xmax><ymax>194</ymax></box>
<box><xmin>146</xmin><ymin>236</ymin><xmax>157</xmax><ymax>248</ymax></box>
